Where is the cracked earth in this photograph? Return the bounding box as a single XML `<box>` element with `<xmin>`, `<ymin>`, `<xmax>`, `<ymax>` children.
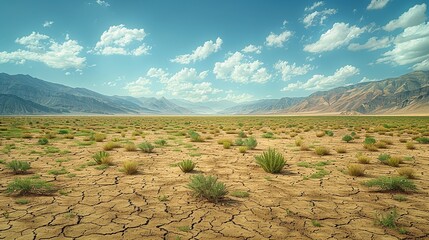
<box><xmin>0</xmin><ymin>116</ymin><xmax>428</xmax><ymax>239</ymax></box>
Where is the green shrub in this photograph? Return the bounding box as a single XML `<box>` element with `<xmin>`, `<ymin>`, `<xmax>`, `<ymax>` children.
<box><xmin>6</xmin><ymin>177</ymin><xmax>54</xmax><ymax>195</ymax></box>
<box><xmin>187</xmin><ymin>174</ymin><xmax>228</xmax><ymax>203</ymax></box>
<box><xmin>178</xmin><ymin>159</ymin><xmax>196</xmax><ymax>173</ymax></box>
<box><xmin>138</xmin><ymin>142</ymin><xmax>154</xmax><ymax>153</ymax></box>
<box><xmin>378</xmin><ymin>153</ymin><xmax>391</xmax><ymax>163</ymax></box>
<box><xmin>6</xmin><ymin>160</ymin><xmax>31</xmax><ymax>174</ymax></box>
<box><xmin>188</xmin><ymin>130</ymin><xmax>203</xmax><ymax>142</ymax></box>
<box><xmin>48</xmin><ymin>167</ymin><xmax>68</xmax><ymax>175</ymax></box>
<box><xmin>376</xmin><ymin>208</ymin><xmax>398</xmax><ymax>229</ymax></box>
<box><xmin>406</xmin><ymin>141</ymin><xmax>415</xmax><ymax>150</ymax></box>
<box><xmin>155</xmin><ymin>139</ymin><xmax>167</xmax><ymax>146</ymax></box>
<box><xmin>364</xmin><ymin>137</ymin><xmax>376</xmax><ymax>145</ymax></box>
<box><xmin>342</xmin><ymin>135</ymin><xmax>353</xmax><ymax>143</ymax></box>
<box><xmin>325</xmin><ymin>130</ymin><xmax>334</xmax><ymax>136</ymax></box>
<box><xmin>362</xmin><ymin>176</ymin><xmax>416</xmax><ymax>192</ymax></box>
<box><xmin>92</xmin><ymin>151</ymin><xmax>110</xmax><ymax>164</ymax></box>
<box><xmin>262</xmin><ymin>132</ymin><xmax>274</xmax><ymax>138</ymax></box>
<box><xmin>243</xmin><ymin>137</ymin><xmax>257</xmax><ymax>150</ymax></box>
<box><xmin>223</xmin><ymin>141</ymin><xmax>231</xmax><ymax>149</ymax></box>
<box><xmin>234</xmin><ymin>138</ymin><xmax>244</xmax><ymax>146</ymax></box>
<box><xmin>238</xmin><ymin>146</ymin><xmax>247</xmax><ymax>153</ymax></box>
<box><xmin>58</xmin><ymin>129</ymin><xmax>69</xmax><ymax>134</ymax></box>
<box><xmin>37</xmin><ymin>138</ymin><xmax>49</xmax><ymax>145</ymax></box>
<box><xmin>103</xmin><ymin>141</ymin><xmax>121</xmax><ymax>151</ymax></box>
<box><xmin>416</xmin><ymin>137</ymin><xmax>429</xmax><ymax>144</ymax></box>
<box><xmin>255</xmin><ymin>148</ymin><xmax>285</xmax><ymax>173</ymax></box>
<box><xmin>238</xmin><ymin>131</ymin><xmax>247</xmax><ymax>138</ymax></box>
<box><xmin>397</xmin><ymin>167</ymin><xmax>415</xmax><ymax>179</ymax></box>
<box><xmin>231</xmin><ymin>190</ymin><xmax>249</xmax><ymax>198</ymax></box>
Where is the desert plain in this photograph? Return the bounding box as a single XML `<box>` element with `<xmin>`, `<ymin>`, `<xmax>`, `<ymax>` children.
<box><xmin>0</xmin><ymin>116</ymin><xmax>428</xmax><ymax>240</ymax></box>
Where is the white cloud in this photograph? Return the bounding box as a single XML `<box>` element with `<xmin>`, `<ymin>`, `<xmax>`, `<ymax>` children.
<box><xmin>348</xmin><ymin>37</ymin><xmax>391</xmax><ymax>51</ymax></box>
<box><xmin>359</xmin><ymin>77</ymin><xmax>379</xmax><ymax>83</ymax></box>
<box><xmin>171</xmin><ymin>37</ymin><xmax>222</xmax><ymax>64</ymax></box>
<box><xmin>282</xmin><ymin>65</ymin><xmax>359</xmax><ymax>91</ymax></box>
<box><xmin>413</xmin><ymin>59</ymin><xmax>429</xmax><ymax>71</ymax></box>
<box><xmin>305</xmin><ymin>1</ymin><xmax>324</xmax><ymax>11</ymax></box>
<box><xmin>0</xmin><ymin>32</ymin><xmax>85</xmax><ymax>69</ymax></box>
<box><xmin>213</xmin><ymin>52</ymin><xmax>271</xmax><ymax>84</ymax></box>
<box><xmin>383</xmin><ymin>4</ymin><xmax>426</xmax><ymax>31</ymax></box>
<box><xmin>123</xmin><ymin>77</ymin><xmax>152</xmax><ymax>96</ymax></box>
<box><xmin>303</xmin><ymin>8</ymin><xmax>337</xmax><ymax>28</ymax></box>
<box><xmin>65</xmin><ymin>72</ymin><xmax>71</xmax><ymax>76</ymax></box>
<box><xmin>43</xmin><ymin>21</ymin><xmax>54</xmax><ymax>28</ymax></box>
<box><xmin>216</xmin><ymin>93</ymin><xmax>253</xmax><ymax>103</ymax></box>
<box><xmin>96</xmin><ymin>0</ymin><xmax>110</xmax><ymax>7</ymax></box>
<box><xmin>265</xmin><ymin>30</ymin><xmax>292</xmax><ymax>48</ymax></box>
<box><xmin>241</xmin><ymin>44</ymin><xmax>262</xmax><ymax>54</ymax></box>
<box><xmin>274</xmin><ymin>60</ymin><xmax>312</xmax><ymax>81</ymax></box>
<box><xmin>367</xmin><ymin>0</ymin><xmax>390</xmax><ymax>10</ymax></box>
<box><xmin>378</xmin><ymin>22</ymin><xmax>429</xmax><ymax>70</ymax></box>
<box><xmin>304</xmin><ymin>22</ymin><xmax>366</xmax><ymax>53</ymax></box>
<box><xmin>93</xmin><ymin>24</ymin><xmax>150</xmax><ymax>56</ymax></box>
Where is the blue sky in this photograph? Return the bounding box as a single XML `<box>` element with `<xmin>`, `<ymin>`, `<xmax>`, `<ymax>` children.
<box><xmin>0</xmin><ymin>0</ymin><xmax>428</xmax><ymax>102</ymax></box>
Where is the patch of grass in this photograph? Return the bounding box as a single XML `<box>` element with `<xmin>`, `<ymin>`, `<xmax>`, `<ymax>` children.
<box><xmin>154</xmin><ymin>139</ymin><xmax>167</xmax><ymax>146</ymax></box>
<box><xmin>92</xmin><ymin>151</ymin><xmax>112</xmax><ymax>165</ymax></box>
<box><xmin>397</xmin><ymin>167</ymin><xmax>415</xmax><ymax>179</ymax></box>
<box><xmin>95</xmin><ymin>164</ymin><xmax>110</xmax><ymax>170</ymax></box>
<box><xmin>15</xmin><ymin>199</ymin><xmax>30</xmax><ymax>205</ymax></box>
<box><xmin>103</xmin><ymin>141</ymin><xmax>121</xmax><ymax>151</ymax></box>
<box><xmin>393</xmin><ymin>194</ymin><xmax>407</xmax><ymax>202</ymax></box>
<box><xmin>356</xmin><ymin>153</ymin><xmax>370</xmax><ymax>164</ymax></box>
<box><xmin>37</xmin><ymin>138</ymin><xmax>49</xmax><ymax>145</ymax></box>
<box><xmin>124</xmin><ymin>142</ymin><xmax>137</xmax><ymax>151</ymax></box>
<box><xmin>255</xmin><ymin>148</ymin><xmax>286</xmax><ymax>174</ymax></box>
<box><xmin>94</xmin><ymin>133</ymin><xmax>106</xmax><ymax>142</ymax></box>
<box><xmin>187</xmin><ymin>174</ymin><xmax>228</xmax><ymax>203</ymax></box>
<box><xmin>309</xmin><ymin>169</ymin><xmax>329</xmax><ymax>179</ymax></box>
<box><xmin>188</xmin><ymin>130</ymin><xmax>204</xmax><ymax>142</ymax></box>
<box><xmin>347</xmin><ymin>164</ymin><xmax>365</xmax><ymax>177</ymax></box>
<box><xmin>243</xmin><ymin>137</ymin><xmax>257</xmax><ymax>150</ymax></box>
<box><xmin>178</xmin><ymin>226</ymin><xmax>191</xmax><ymax>232</ymax></box>
<box><xmin>230</xmin><ymin>190</ymin><xmax>249</xmax><ymax>198</ymax></box>
<box><xmin>6</xmin><ymin>160</ymin><xmax>31</xmax><ymax>174</ymax></box>
<box><xmin>335</xmin><ymin>146</ymin><xmax>347</xmax><ymax>153</ymax></box>
<box><xmin>48</xmin><ymin>167</ymin><xmax>69</xmax><ymax>175</ymax></box>
<box><xmin>314</xmin><ymin>146</ymin><xmax>330</xmax><ymax>156</ymax></box>
<box><xmin>405</xmin><ymin>141</ymin><xmax>416</xmax><ymax>150</ymax></box>
<box><xmin>178</xmin><ymin>159</ymin><xmax>196</xmax><ymax>173</ymax></box>
<box><xmin>158</xmin><ymin>195</ymin><xmax>169</xmax><ymax>202</ymax></box>
<box><xmin>238</xmin><ymin>146</ymin><xmax>247</xmax><ymax>153</ymax></box>
<box><xmin>223</xmin><ymin>141</ymin><xmax>231</xmax><ymax>149</ymax></box>
<box><xmin>138</xmin><ymin>142</ymin><xmax>154</xmax><ymax>153</ymax></box>
<box><xmin>262</xmin><ymin>132</ymin><xmax>274</xmax><ymax>138</ymax></box>
<box><xmin>362</xmin><ymin>176</ymin><xmax>416</xmax><ymax>192</ymax></box>
<box><xmin>6</xmin><ymin>177</ymin><xmax>55</xmax><ymax>195</ymax></box>
<box><xmin>376</xmin><ymin>208</ymin><xmax>398</xmax><ymax>229</ymax></box>
<box><xmin>311</xmin><ymin>220</ymin><xmax>322</xmax><ymax>227</ymax></box>
<box><xmin>416</xmin><ymin>137</ymin><xmax>429</xmax><ymax>144</ymax></box>
<box><xmin>325</xmin><ymin>130</ymin><xmax>334</xmax><ymax>136</ymax></box>
<box><xmin>123</xmin><ymin>160</ymin><xmax>139</xmax><ymax>175</ymax></box>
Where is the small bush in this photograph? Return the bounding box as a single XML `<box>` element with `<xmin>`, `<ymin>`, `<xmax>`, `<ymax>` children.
<box><xmin>92</xmin><ymin>151</ymin><xmax>110</xmax><ymax>165</ymax></box>
<box><xmin>223</xmin><ymin>141</ymin><xmax>231</xmax><ymax>149</ymax></box>
<box><xmin>231</xmin><ymin>190</ymin><xmax>249</xmax><ymax>198</ymax></box>
<box><xmin>314</xmin><ymin>146</ymin><xmax>330</xmax><ymax>156</ymax></box>
<box><xmin>138</xmin><ymin>142</ymin><xmax>154</xmax><ymax>153</ymax></box>
<box><xmin>364</xmin><ymin>143</ymin><xmax>378</xmax><ymax>151</ymax></box>
<box><xmin>387</xmin><ymin>157</ymin><xmax>401</xmax><ymax>167</ymax></box>
<box><xmin>378</xmin><ymin>153</ymin><xmax>391</xmax><ymax>163</ymax></box>
<box><xmin>347</xmin><ymin>164</ymin><xmax>365</xmax><ymax>177</ymax></box>
<box><xmin>217</xmin><ymin>139</ymin><xmax>232</xmax><ymax>145</ymax></box>
<box><xmin>262</xmin><ymin>132</ymin><xmax>274</xmax><ymax>138</ymax></box>
<box><xmin>416</xmin><ymin>137</ymin><xmax>429</xmax><ymax>144</ymax></box>
<box><xmin>364</xmin><ymin>137</ymin><xmax>376</xmax><ymax>145</ymax></box>
<box><xmin>397</xmin><ymin>167</ymin><xmax>415</xmax><ymax>179</ymax></box>
<box><xmin>243</xmin><ymin>137</ymin><xmax>257</xmax><ymax>150</ymax></box>
<box><xmin>37</xmin><ymin>138</ymin><xmax>49</xmax><ymax>145</ymax></box>
<box><xmin>238</xmin><ymin>131</ymin><xmax>247</xmax><ymax>138</ymax></box>
<box><xmin>187</xmin><ymin>174</ymin><xmax>228</xmax><ymax>203</ymax></box>
<box><xmin>58</xmin><ymin>129</ymin><xmax>69</xmax><ymax>134</ymax></box>
<box><xmin>123</xmin><ymin>161</ymin><xmax>139</xmax><ymax>175</ymax></box>
<box><xmin>155</xmin><ymin>139</ymin><xmax>167</xmax><ymax>146</ymax></box>
<box><xmin>178</xmin><ymin>159</ymin><xmax>196</xmax><ymax>173</ymax></box>
<box><xmin>335</xmin><ymin>146</ymin><xmax>347</xmax><ymax>153</ymax></box>
<box><xmin>103</xmin><ymin>141</ymin><xmax>121</xmax><ymax>151</ymax></box>
<box><xmin>357</xmin><ymin>155</ymin><xmax>370</xmax><ymax>164</ymax></box>
<box><xmin>48</xmin><ymin>167</ymin><xmax>68</xmax><ymax>175</ymax></box>
<box><xmin>6</xmin><ymin>177</ymin><xmax>54</xmax><ymax>195</ymax></box>
<box><xmin>362</xmin><ymin>176</ymin><xmax>416</xmax><ymax>192</ymax></box>
<box><xmin>406</xmin><ymin>142</ymin><xmax>415</xmax><ymax>150</ymax></box>
<box><xmin>234</xmin><ymin>138</ymin><xmax>244</xmax><ymax>146</ymax></box>
<box><xmin>255</xmin><ymin>148</ymin><xmax>285</xmax><ymax>173</ymax></box>
<box><xmin>295</xmin><ymin>138</ymin><xmax>303</xmax><ymax>146</ymax></box>
<box><xmin>7</xmin><ymin>160</ymin><xmax>31</xmax><ymax>174</ymax></box>
<box><xmin>316</xmin><ymin>131</ymin><xmax>325</xmax><ymax>137</ymax></box>
<box><xmin>94</xmin><ymin>133</ymin><xmax>106</xmax><ymax>142</ymax></box>
<box><xmin>124</xmin><ymin>142</ymin><xmax>137</xmax><ymax>151</ymax></box>
<box><xmin>238</xmin><ymin>146</ymin><xmax>247</xmax><ymax>153</ymax></box>
<box><xmin>342</xmin><ymin>135</ymin><xmax>353</xmax><ymax>143</ymax></box>
<box><xmin>376</xmin><ymin>208</ymin><xmax>398</xmax><ymax>229</ymax></box>
<box><xmin>300</xmin><ymin>144</ymin><xmax>310</xmax><ymax>151</ymax></box>
<box><xmin>188</xmin><ymin>130</ymin><xmax>204</xmax><ymax>142</ymax></box>
<box><xmin>374</xmin><ymin>141</ymin><xmax>387</xmax><ymax>149</ymax></box>
<box><xmin>325</xmin><ymin>130</ymin><xmax>334</xmax><ymax>136</ymax></box>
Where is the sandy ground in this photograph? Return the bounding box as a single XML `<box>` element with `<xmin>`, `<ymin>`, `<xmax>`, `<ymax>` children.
<box><xmin>0</xmin><ymin>116</ymin><xmax>428</xmax><ymax>240</ymax></box>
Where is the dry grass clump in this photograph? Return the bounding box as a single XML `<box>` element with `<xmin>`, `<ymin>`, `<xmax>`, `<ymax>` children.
<box><xmin>374</xmin><ymin>141</ymin><xmax>387</xmax><ymax>149</ymax></box>
<box><xmin>315</xmin><ymin>131</ymin><xmax>325</xmax><ymax>137</ymax></box>
<box><xmin>397</xmin><ymin>167</ymin><xmax>415</xmax><ymax>179</ymax></box>
<box><xmin>94</xmin><ymin>133</ymin><xmax>106</xmax><ymax>142</ymax></box>
<box><xmin>300</xmin><ymin>144</ymin><xmax>310</xmax><ymax>151</ymax></box>
<box><xmin>103</xmin><ymin>141</ymin><xmax>121</xmax><ymax>151</ymax></box>
<box><xmin>92</xmin><ymin>151</ymin><xmax>113</xmax><ymax>165</ymax></box>
<box><xmin>238</xmin><ymin>146</ymin><xmax>247</xmax><ymax>153</ymax></box>
<box><xmin>295</xmin><ymin>138</ymin><xmax>303</xmax><ymax>147</ymax></box>
<box><xmin>335</xmin><ymin>146</ymin><xmax>347</xmax><ymax>153</ymax></box>
<box><xmin>217</xmin><ymin>139</ymin><xmax>233</xmax><ymax>145</ymax></box>
<box><xmin>356</xmin><ymin>153</ymin><xmax>371</xmax><ymax>164</ymax></box>
<box><xmin>123</xmin><ymin>161</ymin><xmax>139</xmax><ymax>175</ymax></box>
<box><xmin>124</xmin><ymin>142</ymin><xmax>137</xmax><ymax>151</ymax></box>
<box><xmin>347</xmin><ymin>164</ymin><xmax>365</xmax><ymax>177</ymax></box>
<box><xmin>314</xmin><ymin>146</ymin><xmax>330</xmax><ymax>156</ymax></box>
<box><xmin>406</xmin><ymin>141</ymin><xmax>415</xmax><ymax>150</ymax></box>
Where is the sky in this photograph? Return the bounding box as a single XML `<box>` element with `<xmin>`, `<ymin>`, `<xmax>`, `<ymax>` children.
<box><xmin>0</xmin><ymin>0</ymin><xmax>428</xmax><ymax>103</ymax></box>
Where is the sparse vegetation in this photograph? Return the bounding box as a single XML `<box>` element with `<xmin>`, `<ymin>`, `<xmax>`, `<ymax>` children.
<box><xmin>342</xmin><ymin>135</ymin><xmax>353</xmax><ymax>143</ymax></box>
<box><xmin>6</xmin><ymin>177</ymin><xmax>55</xmax><ymax>195</ymax></box>
<box><xmin>123</xmin><ymin>161</ymin><xmax>139</xmax><ymax>175</ymax></box>
<box><xmin>254</xmin><ymin>148</ymin><xmax>285</xmax><ymax>173</ymax></box>
<box><xmin>6</xmin><ymin>160</ymin><xmax>31</xmax><ymax>174</ymax></box>
<box><xmin>397</xmin><ymin>167</ymin><xmax>415</xmax><ymax>179</ymax></box>
<box><xmin>187</xmin><ymin>174</ymin><xmax>228</xmax><ymax>203</ymax></box>
<box><xmin>363</xmin><ymin>176</ymin><xmax>416</xmax><ymax>192</ymax></box>
<box><xmin>92</xmin><ymin>151</ymin><xmax>112</xmax><ymax>165</ymax></box>
<box><xmin>138</xmin><ymin>142</ymin><xmax>154</xmax><ymax>153</ymax></box>
<box><xmin>243</xmin><ymin>137</ymin><xmax>257</xmax><ymax>150</ymax></box>
<box><xmin>314</xmin><ymin>146</ymin><xmax>330</xmax><ymax>156</ymax></box>
<box><xmin>178</xmin><ymin>159</ymin><xmax>196</xmax><ymax>173</ymax></box>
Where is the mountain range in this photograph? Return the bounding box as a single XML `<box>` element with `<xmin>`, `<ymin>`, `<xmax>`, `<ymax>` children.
<box><xmin>0</xmin><ymin>71</ymin><xmax>428</xmax><ymax>115</ymax></box>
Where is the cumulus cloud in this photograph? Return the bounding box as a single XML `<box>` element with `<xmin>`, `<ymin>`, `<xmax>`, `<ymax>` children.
<box><xmin>265</xmin><ymin>30</ymin><xmax>292</xmax><ymax>48</ymax></box>
<box><xmin>303</xmin><ymin>8</ymin><xmax>337</xmax><ymax>28</ymax></box>
<box><xmin>281</xmin><ymin>65</ymin><xmax>359</xmax><ymax>91</ymax></box>
<box><xmin>304</xmin><ymin>22</ymin><xmax>366</xmax><ymax>53</ymax></box>
<box><xmin>241</xmin><ymin>44</ymin><xmax>262</xmax><ymax>54</ymax></box>
<box><xmin>348</xmin><ymin>36</ymin><xmax>391</xmax><ymax>51</ymax></box>
<box><xmin>123</xmin><ymin>77</ymin><xmax>152</xmax><ymax>96</ymax></box>
<box><xmin>0</xmin><ymin>32</ymin><xmax>85</xmax><ymax>69</ymax></box>
<box><xmin>171</xmin><ymin>38</ymin><xmax>222</xmax><ymax>64</ymax></box>
<box><xmin>305</xmin><ymin>1</ymin><xmax>324</xmax><ymax>12</ymax></box>
<box><xmin>96</xmin><ymin>0</ymin><xmax>110</xmax><ymax>7</ymax></box>
<box><xmin>213</xmin><ymin>52</ymin><xmax>271</xmax><ymax>84</ymax></box>
<box><xmin>43</xmin><ymin>21</ymin><xmax>54</xmax><ymax>28</ymax></box>
<box><xmin>360</xmin><ymin>77</ymin><xmax>379</xmax><ymax>83</ymax></box>
<box><xmin>274</xmin><ymin>60</ymin><xmax>312</xmax><ymax>81</ymax></box>
<box><xmin>367</xmin><ymin>0</ymin><xmax>390</xmax><ymax>10</ymax></box>
<box><xmin>378</xmin><ymin>22</ymin><xmax>429</xmax><ymax>70</ymax></box>
<box><xmin>93</xmin><ymin>24</ymin><xmax>150</xmax><ymax>56</ymax></box>
<box><xmin>383</xmin><ymin>4</ymin><xmax>426</xmax><ymax>31</ymax></box>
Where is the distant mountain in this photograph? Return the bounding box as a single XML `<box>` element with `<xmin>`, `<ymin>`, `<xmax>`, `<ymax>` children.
<box><xmin>286</xmin><ymin>71</ymin><xmax>429</xmax><ymax>114</ymax></box>
<box><xmin>0</xmin><ymin>73</ymin><xmax>193</xmax><ymax>115</ymax></box>
<box><xmin>172</xmin><ymin>99</ymin><xmax>237</xmax><ymax>114</ymax></box>
<box><xmin>0</xmin><ymin>94</ymin><xmax>62</xmax><ymax>115</ymax></box>
<box><xmin>221</xmin><ymin>97</ymin><xmax>304</xmax><ymax>114</ymax></box>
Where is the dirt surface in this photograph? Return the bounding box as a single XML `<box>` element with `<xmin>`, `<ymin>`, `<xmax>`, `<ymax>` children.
<box><xmin>0</xmin><ymin>116</ymin><xmax>428</xmax><ymax>240</ymax></box>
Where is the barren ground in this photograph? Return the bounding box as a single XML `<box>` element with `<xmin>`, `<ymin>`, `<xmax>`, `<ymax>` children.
<box><xmin>0</xmin><ymin>116</ymin><xmax>428</xmax><ymax>240</ymax></box>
